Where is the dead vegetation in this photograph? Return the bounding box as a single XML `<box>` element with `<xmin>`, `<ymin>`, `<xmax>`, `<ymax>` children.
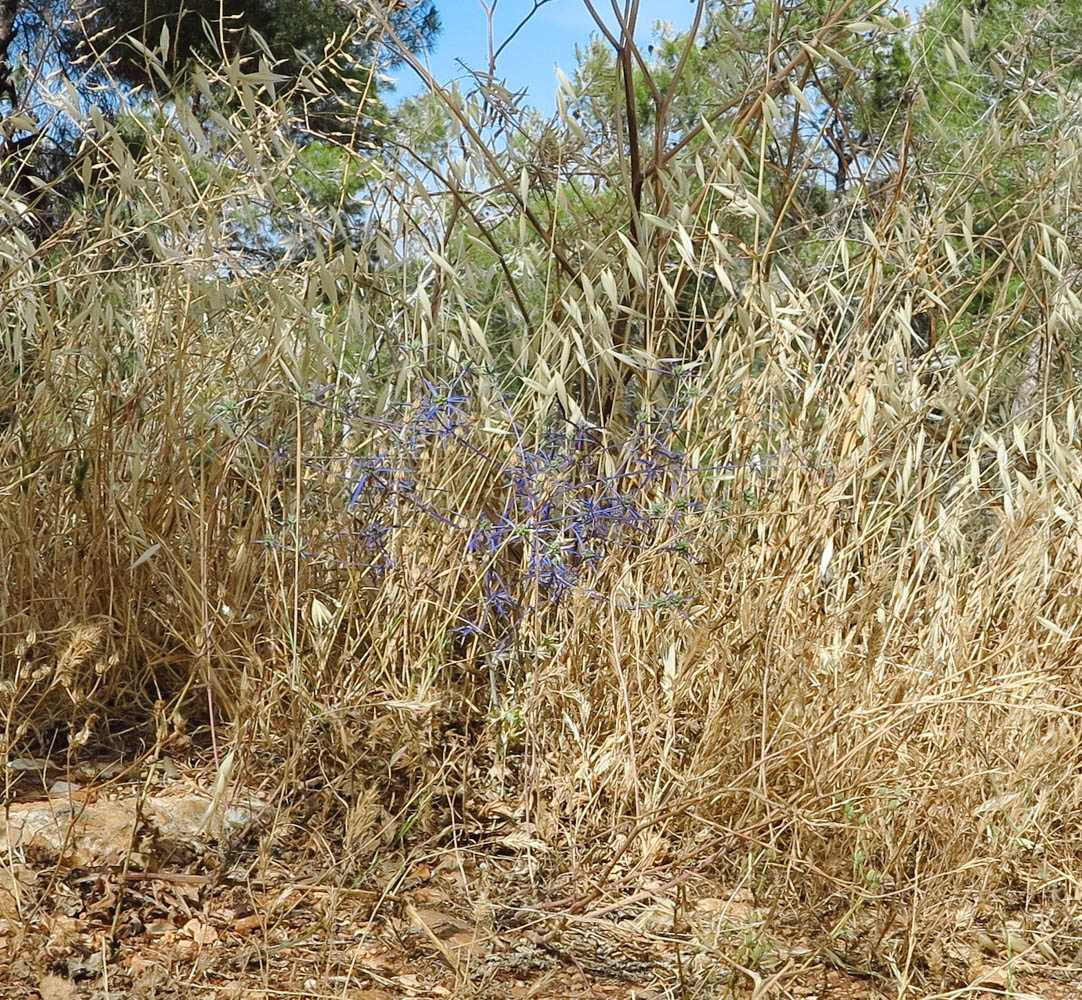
<box><xmin>3</xmin><ymin>0</ymin><xmax>1082</xmax><ymax>996</ymax></box>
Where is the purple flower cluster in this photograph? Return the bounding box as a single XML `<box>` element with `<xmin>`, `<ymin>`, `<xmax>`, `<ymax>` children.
<box><xmin>256</xmin><ymin>366</ymin><xmax>712</xmax><ymax>656</ymax></box>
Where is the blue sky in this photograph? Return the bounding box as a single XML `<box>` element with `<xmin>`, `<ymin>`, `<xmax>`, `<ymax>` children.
<box><xmin>392</xmin><ymin>0</ymin><xmax>697</xmax><ymax>114</ymax></box>
<box><xmin>391</xmin><ymin>1</ymin><xmax>923</xmax><ymax>114</ymax></box>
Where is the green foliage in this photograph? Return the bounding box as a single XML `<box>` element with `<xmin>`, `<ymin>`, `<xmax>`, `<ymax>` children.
<box><xmin>66</xmin><ymin>0</ymin><xmax>439</xmax><ymax>94</ymax></box>
<box><xmin>1</xmin><ymin>2</ymin><xmax>439</xmax><ymax>252</ymax></box>
<box><xmin>0</xmin><ymin>2</ymin><xmax>439</xmax><ymax>237</ymax></box>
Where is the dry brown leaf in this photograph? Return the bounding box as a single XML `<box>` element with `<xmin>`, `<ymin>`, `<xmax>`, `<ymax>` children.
<box><xmin>37</xmin><ymin>975</ymin><xmax>75</xmax><ymax>1000</ymax></box>
<box><xmin>233</xmin><ymin>913</ymin><xmax>267</xmax><ymax>935</ymax></box>
<box><xmin>973</xmin><ymin>964</ymin><xmax>1010</xmax><ymax>989</ymax></box>
<box><xmin>181</xmin><ymin>917</ymin><xmax>219</xmax><ymax>946</ymax></box>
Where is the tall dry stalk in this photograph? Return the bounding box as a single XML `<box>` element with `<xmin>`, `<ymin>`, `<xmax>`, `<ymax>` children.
<box><xmin>3</xmin><ymin>0</ymin><xmax>1082</xmax><ymax>987</ymax></box>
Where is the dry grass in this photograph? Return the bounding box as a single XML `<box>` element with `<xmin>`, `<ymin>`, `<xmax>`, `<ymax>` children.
<box><xmin>4</xmin><ymin>1</ymin><xmax>1082</xmax><ymax>992</ymax></box>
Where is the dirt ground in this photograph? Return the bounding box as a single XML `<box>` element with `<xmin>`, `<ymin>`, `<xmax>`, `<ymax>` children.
<box><xmin>2</xmin><ymin>750</ymin><xmax>1079</xmax><ymax>1000</ymax></box>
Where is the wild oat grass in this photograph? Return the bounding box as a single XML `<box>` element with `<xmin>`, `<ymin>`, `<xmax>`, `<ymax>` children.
<box><xmin>4</xmin><ymin>2</ymin><xmax>1082</xmax><ymax>989</ymax></box>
